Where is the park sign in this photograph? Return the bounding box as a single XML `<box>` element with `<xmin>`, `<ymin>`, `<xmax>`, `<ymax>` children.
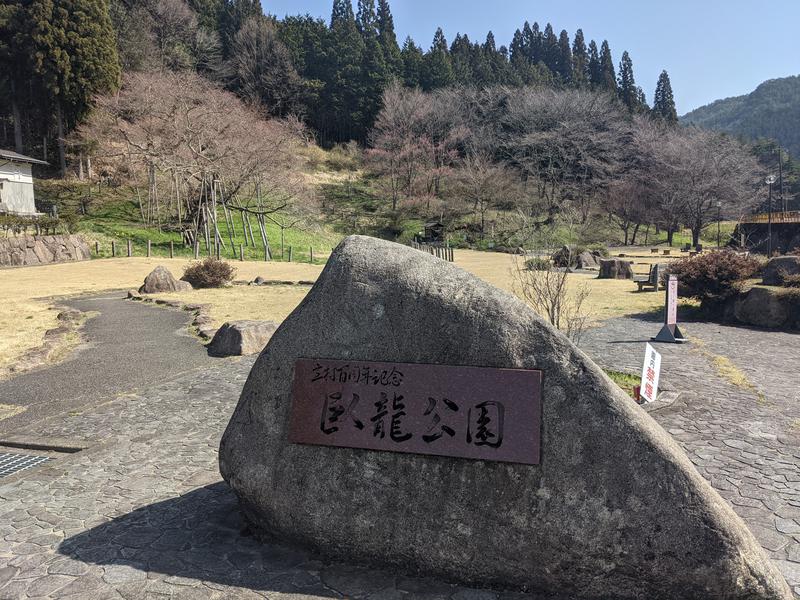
<box><xmin>653</xmin><ymin>274</ymin><xmax>687</xmax><ymax>343</ymax></box>
<box><xmin>219</xmin><ymin>236</ymin><xmax>792</xmax><ymax>599</ymax></box>
<box><xmin>639</xmin><ymin>343</ymin><xmax>662</xmax><ymax>403</ymax></box>
<box><xmin>289</xmin><ymin>358</ymin><xmax>542</xmax><ymax>465</ymax></box>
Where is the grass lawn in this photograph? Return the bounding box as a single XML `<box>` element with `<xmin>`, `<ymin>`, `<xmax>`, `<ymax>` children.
<box><xmin>0</xmin><ymin>247</ymin><xmax>680</xmax><ymax>374</ymax></box>
<box><xmin>0</xmin><ymin>257</ymin><xmax>323</xmax><ymax>375</ymax></box>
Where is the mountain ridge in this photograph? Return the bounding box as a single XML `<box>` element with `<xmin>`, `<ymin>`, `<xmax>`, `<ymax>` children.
<box><xmin>681</xmin><ymin>75</ymin><xmax>800</xmax><ymax>156</ymax></box>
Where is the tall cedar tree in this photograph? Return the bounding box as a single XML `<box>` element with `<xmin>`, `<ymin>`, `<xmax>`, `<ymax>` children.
<box><xmin>571</xmin><ymin>29</ymin><xmax>588</xmax><ymax>88</ymax></box>
<box><xmin>526</xmin><ymin>22</ymin><xmax>541</xmax><ymax>65</ymax></box>
<box><xmin>325</xmin><ymin>0</ymin><xmax>365</xmax><ymax>142</ymax></box>
<box><xmin>557</xmin><ymin>30</ymin><xmax>572</xmax><ymax>83</ymax></box>
<box><xmin>653</xmin><ymin>70</ymin><xmax>678</xmax><ymax>123</ymax></box>
<box><xmin>598</xmin><ymin>40</ymin><xmax>616</xmax><ymax>92</ymax></box>
<box><xmin>587</xmin><ymin>39</ymin><xmax>601</xmax><ymax>89</ymax></box>
<box><xmin>218</xmin><ymin>0</ymin><xmax>260</xmax><ymax>58</ymax></box>
<box><xmin>450</xmin><ymin>33</ymin><xmax>474</xmax><ymax>85</ymax></box>
<box><xmin>617</xmin><ymin>50</ymin><xmax>638</xmax><ymax>111</ymax></box>
<box><xmin>420</xmin><ymin>28</ymin><xmax>454</xmax><ymax>90</ymax></box>
<box><xmin>541</xmin><ymin>24</ymin><xmax>559</xmax><ymax>74</ymax></box>
<box><xmin>357</xmin><ymin>0</ymin><xmax>389</xmax><ymax>137</ymax></box>
<box><xmin>28</xmin><ymin>0</ymin><xmax>121</xmax><ymax>174</ymax></box>
<box><xmin>376</xmin><ymin>0</ymin><xmax>402</xmax><ymax>77</ymax></box>
<box><xmin>0</xmin><ymin>0</ymin><xmax>29</xmax><ymax>152</ymax></box>
<box><xmin>400</xmin><ymin>36</ymin><xmax>423</xmax><ymax>87</ymax></box>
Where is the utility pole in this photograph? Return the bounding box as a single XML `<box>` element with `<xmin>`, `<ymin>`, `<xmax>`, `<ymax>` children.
<box><xmin>766</xmin><ymin>175</ymin><xmax>776</xmax><ymax>256</ymax></box>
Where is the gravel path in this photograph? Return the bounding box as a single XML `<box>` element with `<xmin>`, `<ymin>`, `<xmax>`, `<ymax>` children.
<box><xmin>0</xmin><ymin>309</ymin><xmax>798</xmax><ymax>598</ymax></box>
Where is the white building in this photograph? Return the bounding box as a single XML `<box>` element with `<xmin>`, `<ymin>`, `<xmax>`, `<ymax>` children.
<box><xmin>0</xmin><ymin>149</ymin><xmax>48</xmax><ymax>216</ymax></box>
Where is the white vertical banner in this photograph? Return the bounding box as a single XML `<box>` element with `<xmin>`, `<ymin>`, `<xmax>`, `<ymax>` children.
<box><xmin>640</xmin><ymin>343</ymin><xmax>662</xmax><ymax>403</ymax></box>
<box><xmin>667</xmin><ymin>275</ymin><xmax>678</xmax><ymax>326</ymax></box>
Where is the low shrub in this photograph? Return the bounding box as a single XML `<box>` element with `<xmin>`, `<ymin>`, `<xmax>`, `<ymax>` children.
<box><xmin>664</xmin><ymin>250</ymin><xmax>761</xmax><ymax>313</ymax></box>
<box><xmin>525</xmin><ymin>257</ymin><xmax>551</xmax><ymax>271</ymax></box>
<box><xmin>778</xmin><ymin>270</ymin><xmax>800</xmax><ymax>288</ymax></box>
<box><xmin>182</xmin><ymin>257</ymin><xmax>236</xmax><ymax>288</ymax></box>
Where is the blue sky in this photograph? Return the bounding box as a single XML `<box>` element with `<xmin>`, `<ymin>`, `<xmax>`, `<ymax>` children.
<box><xmin>263</xmin><ymin>0</ymin><xmax>799</xmax><ymax>114</ymax></box>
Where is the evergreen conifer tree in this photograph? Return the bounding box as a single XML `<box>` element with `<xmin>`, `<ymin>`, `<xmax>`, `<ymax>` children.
<box><xmin>587</xmin><ymin>39</ymin><xmax>601</xmax><ymax>88</ymax></box>
<box><xmin>652</xmin><ymin>70</ymin><xmax>678</xmax><ymax>123</ymax></box>
<box><xmin>598</xmin><ymin>40</ymin><xmax>616</xmax><ymax>92</ymax></box>
<box><xmin>571</xmin><ymin>28</ymin><xmax>588</xmax><ymax>88</ymax></box>
<box><xmin>376</xmin><ymin>0</ymin><xmax>402</xmax><ymax>77</ymax></box>
<box><xmin>28</xmin><ymin>0</ymin><xmax>120</xmax><ymax>174</ymax></box>
<box><xmin>400</xmin><ymin>36</ymin><xmax>423</xmax><ymax>87</ymax></box>
<box><xmin>420</xmin><ymin>27</ymin><xmax>453</xmax><ymax>90</ymax></box>
<box><xmin>557</xmin><ymin>29</ymin><xmax>572</xmax><ymax>83</ymax></box>
<box><xmin>617</xmin><ymin>50</ymin><xmax>638</xmax><ymax>111</ymax></box>
<box><xmin>449</xmin><ymin>33</ymin><xmax>474</xmax><ymax>85</ymax></box>
<box><xmin>542</xmin><ymin>23</ymin><xmax>559</xmax><ymax>73</ymax></box>
<box><xmin>324</xmin><ymin>0</ymin><xmax>366</xmax><ymax>141</ymax></box>
<box><xmin>356</xmin><ymin>0</ymin><xmax>377</xmax><ymax>38</ymax></box>
<box><xmin>528</xmin><ymin>22</ymin><xmax>542</xmax><ymax>64</ymax></box>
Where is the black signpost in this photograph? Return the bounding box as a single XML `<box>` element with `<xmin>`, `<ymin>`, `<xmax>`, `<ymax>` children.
<box><xmin>652</xmin><ymin>274</ymin><xmax>686</xmax><ymax>344</ymax></box>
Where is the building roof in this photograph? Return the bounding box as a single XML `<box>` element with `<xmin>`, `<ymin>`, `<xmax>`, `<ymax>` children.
<box><xmin>0</xmin><ymin>149</ymin><xmax>49</xmax><ymax>166</ymax></box>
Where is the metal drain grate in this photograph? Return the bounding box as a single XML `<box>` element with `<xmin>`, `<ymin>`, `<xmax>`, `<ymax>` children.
<box><xmin>0</xmin><ymin>452</ymin><xmax>52</xmax><ymax>478</ymax></box>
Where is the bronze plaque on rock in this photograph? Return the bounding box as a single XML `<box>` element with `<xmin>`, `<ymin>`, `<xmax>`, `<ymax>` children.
<box><xmin>288</xmin><ymin>358</ymin><xmax>542</xmax><ymax>465</ymax></box>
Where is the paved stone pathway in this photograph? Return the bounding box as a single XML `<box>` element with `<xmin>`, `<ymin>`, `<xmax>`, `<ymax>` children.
<box><xmin>0</xmin><ymin>294</ymin><xmax>216</xmax><ymax>435</ymax></box>
<box><xmin>0</xmin><ymin>311</ymin><xmax>798</xmax><ymax>598</ymax></box>
<box><xmin>581</xmin><ymin>317</ymin><xmax>800</xmax><ymax>597</ymax></box>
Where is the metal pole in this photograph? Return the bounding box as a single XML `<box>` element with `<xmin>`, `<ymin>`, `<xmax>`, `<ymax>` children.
<box><xmin>779</xmin><ymin>148</ymin><xmax>785</xmax><ymax>212</ymax></box>
<box><xmin>767</xmin><ymin>182</ymin><xmax>773</xmax><ymax>256</ymax></box>
<box><xmin>717</xmin><ymin>205</ymin><xmax>721</xmax><ymax>248</ymax></box>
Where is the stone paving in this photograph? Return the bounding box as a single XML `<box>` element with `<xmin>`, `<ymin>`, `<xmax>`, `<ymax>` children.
<box><xmin>0</xmin><ymin>312</ymin><xmax>799</xmax><ymax>598</ymax></box>
<box><xmin>581</xmin><ymin>317</ymin><xmax>800</xmax><ymax>598</ymax></box>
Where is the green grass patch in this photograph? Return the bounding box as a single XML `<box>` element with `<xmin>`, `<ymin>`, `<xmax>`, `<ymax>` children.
<box><xmin>604</xmin><ymin>369</ymin><xmax>639</xmax><ymax>399</ymax></box>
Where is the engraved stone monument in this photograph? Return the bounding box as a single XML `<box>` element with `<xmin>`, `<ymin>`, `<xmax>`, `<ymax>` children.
<box><xmin>219</xmin><ymin>235</ymin><xmax>791</xmax><ymax>600</ymax></box>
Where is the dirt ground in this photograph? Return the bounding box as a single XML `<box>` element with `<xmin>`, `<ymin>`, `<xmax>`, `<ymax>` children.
<box><xmin>0</xmin><ymin>249</ymin><xmax>672</xmax><ymax>373</ymax></box>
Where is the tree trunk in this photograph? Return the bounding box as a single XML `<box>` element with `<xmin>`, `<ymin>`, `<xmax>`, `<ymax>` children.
<box><xmin>667</xmin><ymin>227</ymin><xmax>675</xmax><ymax>247</ymax></box>
<box><xmin>10</xmin><ymin>80</ymin><xmax>24</xmax><ymax>153</ymax></box>
<box><xmin>56</xmin><ymin>101</ymin><xmax>67</xmax><ymax>177</ymax></box>
<box><xmin>631</xmin><ymin>222</ymin><xmax>641</xmax><ymax>246</ymax></box>
<box><xmin>691</xmin><ymin>224</ymin><xmax>701</xmax><ymax>247</ymax></box>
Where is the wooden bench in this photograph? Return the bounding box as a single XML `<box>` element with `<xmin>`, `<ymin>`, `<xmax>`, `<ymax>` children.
<box><xmin>662</xmin><ymin>249</ymin><xmax>671</xmax><ymax>256</ymax></box>
<box><xmin>635</xmin><ymin>264</ymin><xmax>662</xmax><ymax>292</ymax></box>
<box><xmin>680</xmin><ymin>243</ymin><xmax>691</xmax><ymax>252</ymax></box>
<box><xmin>650</xmin><ymin>248</ymin><xmax>659</xmax><ymax>254</ymax></box>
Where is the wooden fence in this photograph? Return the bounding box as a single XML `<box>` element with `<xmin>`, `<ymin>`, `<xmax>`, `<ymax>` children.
<box><xmin>410</xmin><ymin>241</ymin><xmax>454</xmax><ymax>262</ymax></box>
<box><xmin>95</xmin><ymin>239</ymin><xmax>317</xmax><ymax>264</ymax></box>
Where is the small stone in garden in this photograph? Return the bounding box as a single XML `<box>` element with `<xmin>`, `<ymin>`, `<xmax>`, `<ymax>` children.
<box><xmin>207</xmin><ymin>320</ymin><xmax>279</xmax><ymax>356</ymax></box>
<box><xmin>138</xmin><ymin>266</ymin><xmax>193</xmax><ymax>294</ymax></box>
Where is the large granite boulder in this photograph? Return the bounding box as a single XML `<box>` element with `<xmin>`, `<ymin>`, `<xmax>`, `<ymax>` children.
<box><xmin>207</xmin><ymin>320</ymin><xmax>279</xmax><ymax>356</ymax></box>
<box><xmin>729</xmin><ymin>286</ymin><xmax>800</xmax><ymax>330</ymax></box>
<box><xmin>598</xmin><ymin>258</ymin><xmax>634</xmax><ymax>279</ymax></box>
<box><xmin>219</xmin><ymin>235</ymin><xmax>790</xmax><ymax>600</ymax></box>
<box><xmin>138</xmin><ymin>266</ymin><xmax>192</xmax><ymax>294</ymax></box>
<box><xmin>576</xmin><ymin>250</ymin><xmax>601</xmax><ymax>269</ymax></box>
<box><xmin>762</xmin><ymin>255</ymin><xmax>800</xmax><ymax>285</ymax></box>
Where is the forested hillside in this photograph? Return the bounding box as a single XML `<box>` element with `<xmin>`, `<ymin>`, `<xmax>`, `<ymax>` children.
<box><xmin>0</xmin><ymin>0</ymin><xmax>775</xmax><ymax>254</ymax></box>
<box><xmin>682</xmin><ymin>76</ymin><xmax>800</xmax><ymax>156</ymax></box>
<box><xmin>1</xmin><ymin>0</ymin><xmax>677</xmax><ymax>162</ymax></box>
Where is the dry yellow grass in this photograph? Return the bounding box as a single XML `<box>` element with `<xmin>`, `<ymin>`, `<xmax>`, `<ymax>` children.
<box><xmin>0</xmin><ymin>257</ymin><xmax>323</xmax><ymax>372</ymax></box>
<box><xmin>1</xmin><ymin>249</ymin><xmax>668</xmax><ymax>371</ymax></box>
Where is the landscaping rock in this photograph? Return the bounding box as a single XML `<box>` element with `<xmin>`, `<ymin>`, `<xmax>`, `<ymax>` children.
<box><xmin>598</xmin><ymin>258</ymin><xmax>634</xmax><ymax>279</ymax></box>
<box><xmin>138</xmin><ymin>266</ymin><xmax>192</xmax><ymax>294</ymax></box>
<box><xmin>731</xmin><ymin>286</ymin><xmax>800</xmax><ymax>330</ymax></box>
<box><xmin>762</xmin><ymin>256</ymin><xmax>800</xmax><ymax>285</ymax></box>
<box><xmin>207</xmin><ymin>320</ymin><xmax>279</xmax><ymax>357</ymax></box>
<box><xmin>252</xmin><ymin>276</ymin><xmax>267</xmax><ymax>286</ymax></box>
<box><xmin>575</xmin><ymin>250</ymin><xmax>600</xmax><ymax>269</ymax></box>
<box><xmin>219</xmin><ymin>234</ymin><xmax>791</xmax><ymax>600</ymax></box>
<box><xmin>550</xmin><ymin>245</ymin><xmax>573</xmax><ymax>267</ymax></box>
